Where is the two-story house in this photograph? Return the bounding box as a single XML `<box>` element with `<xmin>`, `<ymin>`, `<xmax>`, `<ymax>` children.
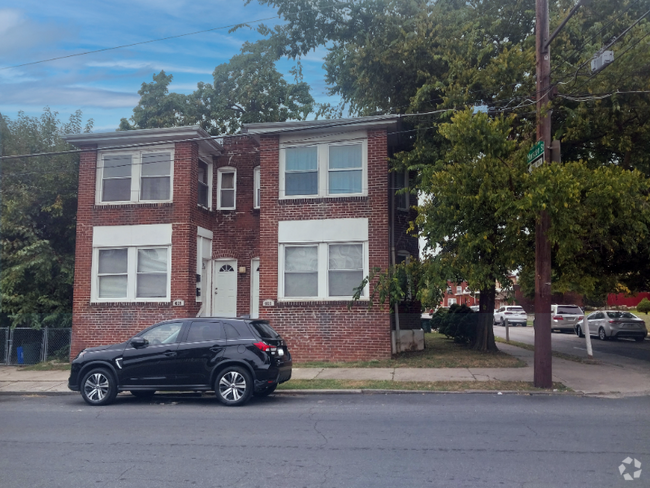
<box><xmin>64</xmin><ymin>116</ymin><xmax>420</xmax><ymax>362</ymax></box>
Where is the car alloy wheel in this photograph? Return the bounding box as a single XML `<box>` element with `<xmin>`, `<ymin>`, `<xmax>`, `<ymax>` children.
<box><xmin>81</xmin><ymin>368</ymin><xmax>117</xmax><ymax>406</ymax></box>
<box><xmin>598</xmin><ymin>327</ymin><xmax>607</xmax><ymax>341</ymax></box>
<box><xmin>216</xmin><ymin>367</ymin><xmax>252</xmax><ymax>406</ymax></box>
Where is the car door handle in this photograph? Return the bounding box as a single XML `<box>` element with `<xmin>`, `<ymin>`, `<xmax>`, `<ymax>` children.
<box><xmin>164</xmin><ymin>351</ymin><xmax>177</xmax><ymax>357</ymax></box>
<box><xmin>210</xmin><ymin>346</ymin><xmax>222</xmax><ymax>353</ymax></box>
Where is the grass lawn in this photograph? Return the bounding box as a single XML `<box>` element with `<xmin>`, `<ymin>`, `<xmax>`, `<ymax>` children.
<box><xmin>278</xmin><ymin>379</ymin><xmax>570</xmax><ymax>392</ymax></box>
<box><xmin>296</xmin><ymin>332</ymin><xmax>526</xmax><ymax>369</ymax></box>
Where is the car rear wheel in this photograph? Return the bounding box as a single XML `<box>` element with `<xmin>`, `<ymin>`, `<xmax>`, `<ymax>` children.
<box><xmin>130</xmin><ymin>390</ymin><xmax>156</xmax><ymax>399</ymax></box>
<box><xmin>81</xmin><ymin>368</ymin><xmax>118</xmax><ymax>406</ymax></box>
<box><xmin>598</xmin><ymin>327</ymin><xmax>607</xmax><ymax>341</ymax></box>
<box><xmin>215</xmin><ymin>367</ymin><xmax>253</xmax><ymax>406</ymax></box>
<box><xmin>576</xmin><ymin>325</ymin><xmax>584</xmax><ymax>338</ymax></box>
<box><xmin>254</xmin><ymin>383</ymin><xmax>278</xmax><ymax>398</ymax></box>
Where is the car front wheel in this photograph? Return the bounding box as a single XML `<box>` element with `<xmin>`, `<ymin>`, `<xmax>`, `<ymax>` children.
<box><xmin>81</xmin><ymin>368</ymin><xmax>118</xmax><ymax>406</ymax></box>
<box><xmin>215</xmin><ymin>367</ymin><xmax>253</xmax><ymax>406</ymax></box>
<box><xmin>598</xmin><ymin>327</ymin><xmax>607</xmax><ymax>341</ymax></box>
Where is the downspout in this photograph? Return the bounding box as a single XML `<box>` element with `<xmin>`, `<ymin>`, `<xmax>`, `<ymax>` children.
<box><xmin>391</xmin><ymin>171</ymin><xmax>401</xmax><ymax>354</ymax></box>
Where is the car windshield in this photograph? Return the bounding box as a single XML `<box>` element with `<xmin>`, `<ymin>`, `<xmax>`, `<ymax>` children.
<box><xmin>507</xmin><ymin>307</ymin><xmax>525</xmax><ymax>312</ymax></box>
<box><xmin>606</xmin><ymin>311</ymin><xmax>637</xmax><ymax>319</ymax></box>
<box><xmin>250</xmin><ymin>320</ymin><xmax>280</xmax><ymax>339</ymax></box>
<box><xmin>556</xmin><ymin>306</ymin><xmax>582</xmax><ymax>315</ymax></box>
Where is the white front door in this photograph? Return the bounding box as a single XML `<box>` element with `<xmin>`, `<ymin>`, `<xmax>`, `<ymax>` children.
<box><xmin>250</xmin><ymin>258</ymin><xmax>260</xmax><ymax>318</ymax></box>
<box><xmin>212</xmin><ymin>259</ymin><xmax>237</xmax><ymax>317</ymax></box>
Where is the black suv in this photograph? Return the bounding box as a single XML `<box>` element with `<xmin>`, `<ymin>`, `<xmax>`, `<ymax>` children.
<box><xmin>68</xmin><ymin>317</ymin><xmax>292</xmax><ymax>407</ymax></box>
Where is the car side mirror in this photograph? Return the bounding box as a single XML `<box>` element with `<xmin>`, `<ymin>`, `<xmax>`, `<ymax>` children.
<box><xmin>130</xmin><ymin>337</ymin><xmax>148</xmax><ymax>348</ymax></box>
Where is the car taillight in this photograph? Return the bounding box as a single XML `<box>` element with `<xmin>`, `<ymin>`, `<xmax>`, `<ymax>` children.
<box><xmin>254</xmin><ymin>342</ymin><xmax>277</xmax><ymax>354</ymax></box>
<box><xmin>577</xmin><ymin>316</ymin><xmax>584</xmax><ymax>321</ymax></box>
<box><xmin>553</xmin><ymin>316</ymin><xmax>564</xmax><ymax>321</ymax></box>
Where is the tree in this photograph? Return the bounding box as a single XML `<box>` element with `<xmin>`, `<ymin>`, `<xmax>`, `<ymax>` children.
<box><xmin>637</xmin><ymin>298</ymin><xmax>650</xmax><ymax>315</ymax></box>
<box><xmin>120</xmin><ymin>43</ymin><xmax>315</xmax><ymax>135</ymax></box>
<box><xmin>0</xmin><ymin>108</ymin><xmax>92</xmax><ymax>328</ymax></box>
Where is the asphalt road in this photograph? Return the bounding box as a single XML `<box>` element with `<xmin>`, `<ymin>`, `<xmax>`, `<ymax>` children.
<box><xmin>1</xmin><ymin>393</ymin><xmax>649</xmax><ymax>488</ymax></box>
<box><xmin>493</xmin><ymin>324</ymin><xmax>650</xmax><ymax>365</ymax></box>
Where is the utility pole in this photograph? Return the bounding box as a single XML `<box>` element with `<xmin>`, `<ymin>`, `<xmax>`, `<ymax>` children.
<box><xmin>533</xmin><ymin>0</ymin><xmax>586</xmax><ymax>388</ymax></box>
<box><xmin>534</xmin><ymin>0</ymin><xmax>553</xmax><ymax>388</ymax></box>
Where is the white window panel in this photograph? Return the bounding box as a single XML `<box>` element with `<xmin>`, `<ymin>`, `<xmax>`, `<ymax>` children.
<box><xmin>284</xmin><ymin>246</ymin><xmax>318</xmax><ymax>297</ymax></box>
<box><xmin>92</xmin><ymin>246</ymin><xmax>171</xmax><ymax>302</ymax></box>
<box><xmin>253</xmin><ymin>166</ymin><xmax>261</xmax><ymax>209</ymax></box>
<box><xmin>279</xmin><ymin>132</ymin><xmax>367</xmax><ymax>199</ymax></box>
<box><xmin>198</xmin><ymin>159</ymin><xmax>212</xmax><ymax>208</ymax></box>
<box><xmin>217</xmin><ymin>167</ymin><xmax>236</xmax><ymax>210</ymax></box>
<box><xmin>328</xmin><ymin>244</ymin><xmax>363</xmax><ymax>296</ymax></box>
<box><xmin>97</xmin><ymin>148</ymin><xmax>173</xmax><ymax>204</ymax></box>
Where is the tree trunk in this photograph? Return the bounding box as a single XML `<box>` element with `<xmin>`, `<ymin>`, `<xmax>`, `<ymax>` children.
<box><xmin>473</xmin><ymin>283</ymin><xmax>498</xmax><ymax>352</ymax></box>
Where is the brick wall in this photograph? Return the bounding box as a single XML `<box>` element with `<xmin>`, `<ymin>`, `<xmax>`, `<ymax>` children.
<box><xmin>257</xmin><ymin>129</ymin><xmax>392</xmax><ymax>362</ymax></box>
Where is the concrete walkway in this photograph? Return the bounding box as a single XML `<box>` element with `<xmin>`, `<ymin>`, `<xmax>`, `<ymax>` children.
<box><xmin>1</xmin><ymin>342</ymin><xmax>649</xmax><ymax>396</ymax></box>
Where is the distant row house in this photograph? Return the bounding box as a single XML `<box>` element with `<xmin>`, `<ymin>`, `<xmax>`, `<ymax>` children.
<box><xmin>64</xmin><ymin>116</ymin><xmax>420</xmax><ymax>362</ymax></box>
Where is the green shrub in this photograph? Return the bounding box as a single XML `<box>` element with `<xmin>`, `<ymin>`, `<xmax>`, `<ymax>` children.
<box><xmin>637</xmin><ymin>297</ymin><xmax>650</xmax><ymax>315</ymax></box>
<box><xmin>436</xmin><ymin>304</ymin><xmax>478</xmax><ymax>344</ymax></box>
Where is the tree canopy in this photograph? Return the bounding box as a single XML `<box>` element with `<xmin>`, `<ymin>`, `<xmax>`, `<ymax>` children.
<box><xmin>0</xmin><ymin>108</ymin><xmax>93</xmax><ymax>328</ymax></box>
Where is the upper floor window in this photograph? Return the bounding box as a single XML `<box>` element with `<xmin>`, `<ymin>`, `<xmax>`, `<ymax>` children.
<box><xmin>217</xmin><ymin>167</ymin><xmax>236</xmax><ymax>210</ymax></box>
<box><xmin>456</xmin><ymin>285</ymin><xmax>462</xmax><ymax>294</ymax></box>
<box><xmin>280</xmin><ymin>134</ymin><xmax>367</xmax><ymax>199</ymax></box>
<box><xmin>98</xmin><ymin>149</ymin><xmax>173</xmax><ymax>204</ymax></box>
<box><xmin>395</xmin><ymin>170</ymin><xmax>409</xmax><ymax>211</ymax></box>
<box><xmin>198</xmin><ymin>159</ymin><xmax>212</xmax><ymax>208</ymax></box>
<box><xmin>253</xmin><ymin>166</ymin><xmax>261</xmax><ymax>209</ymax></box>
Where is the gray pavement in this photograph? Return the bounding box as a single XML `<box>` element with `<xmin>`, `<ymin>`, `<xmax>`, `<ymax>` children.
<box><xmin>2</xmin><ymin>342</ymin><xmax>650</xmax><ymax>396</ymax></box>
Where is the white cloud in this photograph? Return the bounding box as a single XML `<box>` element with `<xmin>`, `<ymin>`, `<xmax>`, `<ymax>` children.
<box><xmin>86</xmin><ymin>60</ymin><xmax>212</xmax><ymax>75</ymax></box>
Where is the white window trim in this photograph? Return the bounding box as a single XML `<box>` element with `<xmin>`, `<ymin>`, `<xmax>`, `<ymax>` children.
<box><xmin>197</xmin><ymin>158</ymin><xmax>213</xmax><ymax>210</ymax></box>
<box><xmin>91</xmin><ymin>246</ymin><xmax>171</xmax><ymax>303</ymax></box>
<box><xmin>217</xmin><ymin>166</ymin><xmax>236</xmax><ymax>210</ymax></box>
<box><xmin>447</xmin><ymin>298</ymin><xmax>457</xmax><ymax>306</ymax></box>
<box><xmin>278</xmin><ymin>242</ymin><xmax>368</xmax><ymax>301</ymax></box>
<box><xmin>253</xmin><ymin>166</ymin><xmax>261</xmax><ymax>209</ymax></box>
<box><xmin>279</xmin><ymin>131</ymin><xmax>368</xmax><ymax>200</ymax></box>
<box><xmin>96</xmin><ymin>146</ymin><xmax>174</xmax><ymax>205</ymax></box>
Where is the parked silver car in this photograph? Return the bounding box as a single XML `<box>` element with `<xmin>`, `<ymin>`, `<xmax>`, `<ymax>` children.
<box><xmin>551</xmin><ymin>304</ymin><xmax>584</xmax><ymax>333</ymax></box>
<box><xmin>577</xmin><ymin>310</ymin><xmax>647</xmax><ymax>342</ymax></box>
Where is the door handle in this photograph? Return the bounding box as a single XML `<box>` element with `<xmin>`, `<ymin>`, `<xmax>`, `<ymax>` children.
<box><xmin>164</xmin><ymin>351</ymin><xmax>177</xmax><ymax>357</ymax></box>
<box><xmin>210</xmin><ymin>346</ymin><xmax>222</xmax><ymax>353</ymax></box>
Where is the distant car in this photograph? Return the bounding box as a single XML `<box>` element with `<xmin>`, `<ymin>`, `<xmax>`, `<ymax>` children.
<box><xmin>577</xmin><ymin>310</ymin><xmax>647</xmax><ymax>342</ymax></box>
<box><xmin>551</xmin><ymin>304</ymin><xmax>584</xmax><ymax>333</ymax></box>
<box><xmin>68</xmin><ymin>317</ymin><xmax>292</xmax><ymax>406</ymax></box>
<box><xmin>470</xmin><ymin>305</ymin><xmax>480</xmax><ymax>312</ymax></box>
<box><xmin>493</xmin><ymin>306</ymin><xmax>527</xmax><ymax>327</ymax></box>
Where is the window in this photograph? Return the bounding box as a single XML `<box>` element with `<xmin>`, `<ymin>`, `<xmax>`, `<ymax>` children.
<box><xmin>98</xmin><ymin>149</ymin><xmax>173</xmax><ymax>204</ymax></box>
<box><xmin>278</xmin><ymin>218</ymin><xmax>368</xmax><ymax>300</ymax></box>
<box><xmin>95</xmin><ymin>247</ymin><xmax>169</xmax><ymax>301</ymax></box>
<box><xmin>198</xmin><ymin>159</ymin><xmax>211</xmax><ymax>208</ymax></box>
<box><xmin>186</xmin><ymin>322</ymin><xmax>225</xmax><ymax>342</ymax></box>
<box><xmin>253</xmin><ymin>166</ymin><xmax>261</xmax><ymax>209</ymax></box>
<box><xmin>139</xmin><ymin>322</ymin><xmax>182</xmax><ymax>345</ymax></box>
<box><xmin>395</xmin><ymin>170</ymin><xmax>409</xmax><ymax>210</ymax></box>
<box><xmin>448</xmin><ymin>298</ymin><xmax>457</xmax><ymax>306</ymax></box>
<box><xmin>280</xmin><ymin>134</ymin><xmax>367</xmax><ymax>199</ymax></box>
<box><xmin>217</xmin><ymin>167</ymin><xmax>236</xmax><ymax>210</ymax></box>
<box><xmin>456</xmin><ymin>285</ymin><xmax>462</xmax><ymax>294</ymax></box>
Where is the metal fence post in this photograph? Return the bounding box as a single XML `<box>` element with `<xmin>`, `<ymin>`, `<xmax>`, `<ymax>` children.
<box><xmin>7</xmin><ymin>327</ymin><xmax>14</xmax><ymax>365</ymax></box>
<box><xmin>41</xmin><ymin>327</ymin><xmax>48</xmax><ymax>362</ymax></box>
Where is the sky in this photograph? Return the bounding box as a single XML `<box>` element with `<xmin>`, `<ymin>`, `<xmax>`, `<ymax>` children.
<box><xmin>0</xmin><ymin>0</ymin><xmax>334</xmax><ymax>133</ymax></box>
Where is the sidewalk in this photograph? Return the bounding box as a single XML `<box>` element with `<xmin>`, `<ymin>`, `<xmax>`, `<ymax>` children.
<box><xmin>1</xmin><ymin>342</ymin><xmax>649</xmax><ymax>397</ymax></box>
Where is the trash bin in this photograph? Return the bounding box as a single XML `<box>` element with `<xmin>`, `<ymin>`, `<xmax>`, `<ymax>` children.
<box><xmin>22</xmin><ymin>343</ymin><xmax>40</xmax><ymax>364</ymax></box>
<box><xmin>17</xmin><ymin>346</ymin><xmax>24</xmax><ymax>364</ymax></box>
<box><xmin>421</xmin><ymin>318</ymin><xmax>432</xmax><ymax>333</ymax></box>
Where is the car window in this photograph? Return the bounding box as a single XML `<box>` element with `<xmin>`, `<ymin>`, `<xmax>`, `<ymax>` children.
<box><xmin>186</xmin><ymin>322</ymin><xmax>225</xmax><ymax>342</ymax></box>
<box><xmin>140</xmin><ymin>322</ymin><xmax>183</xmax><ymax>345</ymax></box>
<box><xmin>556</xmin><ymin>306</ymin><xmax>582</xmax><ymax>315</ymax></box>
<box><xmin>606</xmin><ymin>311</ymin><xmax>636</xmax><ymax>319</ymax></box>
<box><xmin>250</xmin><ymin>321</ymin><xmax>280</xmax><ymax>339</ymax></box>
<box><xmin>591</xmin><ymin>312</ymin><xmax>604</xmax><ymax>320</ymax></box>
<box><xmin>224</xmin><ymin>323</ymin><xmax>241</xmax><ymax>340</ymax></box>
<box><xmin>507</xmin><ymin>307</ymin><xmax>525</xmax><ymax>312</ymax></box>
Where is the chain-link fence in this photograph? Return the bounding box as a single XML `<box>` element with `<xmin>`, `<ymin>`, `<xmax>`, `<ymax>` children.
<box><xmin>1</xmin><ymin>328</ymin><xmax>71</xmax><ymax>365</ymax></box>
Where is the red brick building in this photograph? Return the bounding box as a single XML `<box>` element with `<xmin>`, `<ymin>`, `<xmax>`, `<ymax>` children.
<box><xmin>64</xmin><ymin>116</ymin><xmax>419</xmax><ymax>362</ymax></box>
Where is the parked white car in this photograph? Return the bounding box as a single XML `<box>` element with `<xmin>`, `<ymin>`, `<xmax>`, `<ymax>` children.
<box><xmin>551</xmin><ymin>304</ymin><xmax>583</xmax><ymax>333</ymax></box>
<box><xmin>493</xmin><ymin>306</ymin><xmax>527</xmax><ymax>327</ymax></box>
<box><xmin>579</xmin><ymin>310</ymin><xmax>647</xmax><ymax>342</ymax></box>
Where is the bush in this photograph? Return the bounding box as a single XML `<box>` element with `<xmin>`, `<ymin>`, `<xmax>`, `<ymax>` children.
<box><xmin>435</xmin><ymin>304</ymin><xmax>478</xmax><ymax>344</ymax></box>
<box><xmin>637</xmin><ymin>298</ymin><xmax>650</xmax><ymax>315</ymax></box>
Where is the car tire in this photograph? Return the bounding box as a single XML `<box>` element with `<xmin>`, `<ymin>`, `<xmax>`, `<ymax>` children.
<box><xmin>598</xmin><ymin>327</ymin><xmax>607</xmax><ymax>341</ymax></box>
<box><xmin>254</xmin><ymin>383</ymin><xmax>278</xmax><ymax>398</ymax></box>
<box><xmin>80</xmin><ymin>368</ymin><xmax>118</xmax><ymax>406</ymax></box>
<box><xmin>635</xmin><ymin>337</ymin><xmax>645</xmax><ymax>342</ymax></box>
<box><xmin>130</xmin><ymin>390</ymin><xmax>156</xmax><ymax>399</ymax></box>
<box><xmin>215</xmin><ymin>366</ymin><xmax>253</xmax><ymax>406</ymax></box>
<box><xmin>576</xmin><ymin>325</ymin><xmax>584</xmax><ymax>338</ymax></box>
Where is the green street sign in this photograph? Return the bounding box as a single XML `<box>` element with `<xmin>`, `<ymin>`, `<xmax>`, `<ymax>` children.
<box><xmin>527</xmin><ymin>141</ymin><xmax>544</xmax><ymax>164</ymax></box>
